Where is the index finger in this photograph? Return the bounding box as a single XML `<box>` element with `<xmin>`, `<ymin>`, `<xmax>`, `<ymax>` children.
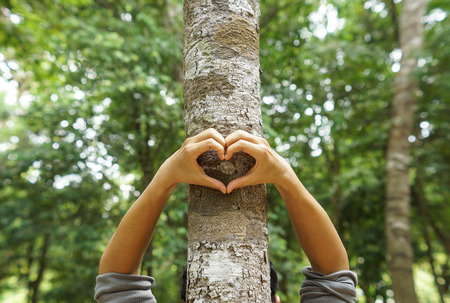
<box><xmin>190</xmin><ymin>138</ymin><xmax>225</xmax><ymax>160</ymax></box>
<box><xmin>224</xmin><ymin>139</ymin><xmax>263</xmax><ymax>160</ymax></box>
<box><xmin>188</xmin><ymin>128</ymin><xmax>225</xmax><ymax>146</ymax></box>
<box><xmin>225</xmin><ymin>130</ymin><xmax>267</xmax><ymax>149</ymax></box>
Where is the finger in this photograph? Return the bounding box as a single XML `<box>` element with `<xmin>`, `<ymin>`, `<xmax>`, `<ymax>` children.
<box><xmin>194</xmin><ymin>173</ymin><xmax>227</xmax><ymax>194</ymax></box>
<box><xmin>206</xmin><ymin>176</ymin><xmax>227</xmax><ymax>194</ymax></box>
<box><xmin>226</xmin><ymin>169</ymin><xmax>258</xmax><ymax>193</ymax></box>
<box><xmin>188</xmin><ymin>128</ymin><xmax>225</xmax><ymax>146</ymax></box>
<box><xmin>190</xmin><ymin>139</ymin><xmax>225</xmax><ymax>160</ymax></box>
<box><xmin>224</xmin><ymin>139</ymin><xmax>262</xmax><ymax>161</ymax></box>
<box><xmin>225</xmin><ymin>130</ymin><xmax>265</xmax><ymax>149</ymax></box>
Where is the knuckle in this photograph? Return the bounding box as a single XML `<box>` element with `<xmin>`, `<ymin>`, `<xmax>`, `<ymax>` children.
<box><xmin>207</xmin><ymin>129</ymin><xmax>223</xmax><ymax>141</ymax></box>
<box><xmin>206</xmin><ymin>128</ymin><xmax>216</xmax><ymax>135</ymax></box>
<box><xmin>231</xmin><ymin>140</ymin><xmax>243</xmax><ymax>149</ymax></box>
<box><xmin>261</xmin><ymin>138</ymin><xmax>270</xmax><ymax>147</ymax></box>
<box><xmin>258</xmin><ymin>145</ymin><xmax>270</xmax><ymax>155</ymax></box>
<box><xmin>183</xmin><ymin>145</ymin><xmax>195</xmax><ymax>155</ymax></box>
<box><xmin>206</xmin><ymin>138</ymin><xmax>216</xmax><ymax>145</ymax></box>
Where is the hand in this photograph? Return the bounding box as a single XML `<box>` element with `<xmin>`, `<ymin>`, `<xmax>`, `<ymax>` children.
<box><xmin>224</xmin><ymin>130</ymin><xmax>292</xmax><ymax>193</ymax></box>
<box><xmin>161</xmin><ymin>128</ymin><xmax>227</xmax><ymax>194</ymax></box>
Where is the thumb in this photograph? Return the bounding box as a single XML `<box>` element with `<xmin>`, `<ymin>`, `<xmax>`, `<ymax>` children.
<box><xmin>226</xmin><ymin>171</ymin><xmax>256</xmax><ymax>193</ymax></box>
<box><xmin>200</xmin><ymin>174</ymin><xmax>227</xmax><ymax>194</ymax></box>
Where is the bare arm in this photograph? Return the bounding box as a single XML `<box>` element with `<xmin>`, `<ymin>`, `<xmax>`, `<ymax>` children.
<box><xmin>98</xmin><ymin>172</ymin><xmax>174</xmax><ymax>275</ymax></box>
<box><xmin>225</xmin><ymin>130</ymin><xmax>349</xmax><ymax>275</ymax></box>
<box><xmin>274</xmin><ymin>173</ymin><xmax>349</xmax><ymax>274</ymax></box>
<box><xmin>98</xmin><ymin>129</ymin><xmax>227</xmax><ymax>275</ymax></box>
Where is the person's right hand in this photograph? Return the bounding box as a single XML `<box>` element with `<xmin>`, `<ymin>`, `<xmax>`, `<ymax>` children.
<box><xmin>160</xmin><ymin>128</ymin><xmax>227</xmax><ymax>193</ymax></box>
<box><xmin>224</xmin><ymin>130</ymin><xmax>293</xmax><ymax>193</ymax></box>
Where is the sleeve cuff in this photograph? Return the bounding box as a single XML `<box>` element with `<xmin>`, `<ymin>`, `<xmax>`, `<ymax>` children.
<box><xmin>94</xmin><ymin>272</ymin><xmax>156</xmax><ymax>303</ymax></box>
<box><xmin>300</xmin><ymin>266</ymin><xmax>357</xmax><ymax>303</ymax></box>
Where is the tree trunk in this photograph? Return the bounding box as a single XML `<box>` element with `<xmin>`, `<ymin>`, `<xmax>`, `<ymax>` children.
<box><xmin>413</xmin><ymin>170</ymin><xmax>450</xmax><ymax>256</ymax></box>
<box><xmin>183</xmin><ymin>0</ymin><xmax>270</xmax><ymax>301</ymax></box>
<box><xmin>385</xmin><ymin>0</ymin><xmax>426</xmax><ymax>302</ymax></box>
<box><xmin>413</xmin><ymin>166</ymin><xmax>447</xmax><ymax>302</ymax></box>
<box><xmin>28</xmin><ymin>233</ymin><xmax>50</xmax><ymax>303</ymax></box>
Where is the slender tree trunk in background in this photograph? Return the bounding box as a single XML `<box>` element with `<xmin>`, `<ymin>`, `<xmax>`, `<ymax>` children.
<box><xmin>183</xmin><ymin>0</ymin><xmax>270</xmax><ymax>301</ymax></box>
<box><xmin>385</xmin><ymin>0</ymin><xmax>426</xmax><ymax>302</ymax></box>
<box><xmin>28</xmin><ymin>234</ymin><xmax>50</xmax><ymax>303</ymax></box>
<box><xmin>420</xmin><ymin>219</ymin><xmax>445</xmax><ymax>303</ymax></box>
<box><xmin>413</xmin><ymin>168</ymin><xmax>450</xmax><ymax>256</ymax></box>
<box><xmin>413</xmin><ymin>166</ymin><xmax>447</xmax><ymax>303</ymax></box>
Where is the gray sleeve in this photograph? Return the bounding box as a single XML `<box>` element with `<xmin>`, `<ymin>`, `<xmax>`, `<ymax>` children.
<box><xmin>94</xmin><ymin>272</ymin><xmax>157</xmax><ymax>303</ymax></box>
<box><xmin>299</xmin><ymin>266</ymin><xmax>358</xmax><ymax>303</ymax></box>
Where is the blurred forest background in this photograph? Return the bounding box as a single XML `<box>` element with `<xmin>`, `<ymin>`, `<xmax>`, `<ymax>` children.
<box><xmin>0</xmin><ymin>0</ymin><xmax>448</xmax><ymax>302</ymax></box>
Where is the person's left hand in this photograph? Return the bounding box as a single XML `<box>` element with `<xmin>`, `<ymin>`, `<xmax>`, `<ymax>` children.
<box><xmin>160</xmin><ymin>128</ymin><xmax>227</xmax><ymax>193</ymax></box>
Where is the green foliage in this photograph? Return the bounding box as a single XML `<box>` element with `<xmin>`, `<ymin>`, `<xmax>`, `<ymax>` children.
<box><xmin>0</xmin><ymin>0</ymin><xmax>448</xmax><ymax>302</ymax></box>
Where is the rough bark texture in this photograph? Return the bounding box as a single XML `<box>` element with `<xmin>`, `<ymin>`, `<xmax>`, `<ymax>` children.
<box><xmin>183</xmin><ymin>0</ymin><xmax>270</xmax><ymax>301</ymax></box>
<box><xmin>385</xmin><ymin>0</ymin><xmax>426</xmax><ymax>302</ymax></box>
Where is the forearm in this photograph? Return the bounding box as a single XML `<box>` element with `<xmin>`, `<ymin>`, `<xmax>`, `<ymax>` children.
<box><xmin>275</xmin><ymin>169</ymin><xmax>349</xmax><ymax>275</ymax></box>
<box><xmin>99</xmin><ymin>165</ymin><xmax>176</xmax><ymax>275</ymax></box>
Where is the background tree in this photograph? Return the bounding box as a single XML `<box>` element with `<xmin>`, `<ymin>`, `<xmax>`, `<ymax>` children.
<box><xmin>385</xmin><ymin>0</ymin><xmax>427</xmax><ymax>302</ymax></box>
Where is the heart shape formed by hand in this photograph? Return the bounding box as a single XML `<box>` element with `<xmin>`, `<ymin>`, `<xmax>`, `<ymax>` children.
<box><xmin>185</xmin><ymin>129</ymin><xmax>267</xmax><ymax>193</ymax></box>
<box><xmin>198</xmin><ymin>149</ymin><xmax>255</xmax><ymax>186</ymax></box>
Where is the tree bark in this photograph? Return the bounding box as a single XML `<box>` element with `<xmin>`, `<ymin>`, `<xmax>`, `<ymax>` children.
<box><xmin>183</xmin><ymin>0</ymin><xmax>270</xmax><ymax>301</ymax></box>
<box><xmin>385</xmin><ymin>0</ymin><xmax>426</xmax><ymax>302</ymax></box>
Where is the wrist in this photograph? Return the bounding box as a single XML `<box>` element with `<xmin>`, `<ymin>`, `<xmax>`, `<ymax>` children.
<box><xmin>273</xmin><ymin>160</ymin><xmax>296</xmax><ymax>188</ymax></box>
<box><xmin>274</xmin><ymin>166</ymin><xmax>307</xmax><ymax>199</ymax></box>
<box><xmin>139</xmin><ymin>171</ymin><xmax>176</xmax><ymax>210</ymax></box>
<box><xmin>155</xmin><ymin>158</ymin><xmax>179</xmax><ymax>190</ymax></box>
<box><xmin>141</xmin><ymin>163</ymin><xmax>178</xmax><ymax>204</ymax></box>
